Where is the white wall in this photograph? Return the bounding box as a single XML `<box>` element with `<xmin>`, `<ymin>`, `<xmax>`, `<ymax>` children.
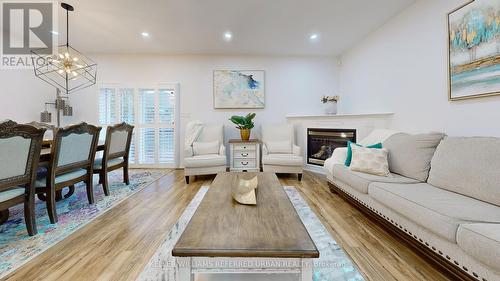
<box><xmin>339</xmin><ymin>0</ymin><xmax>500</xmax><ymax>137</ymax></box>
<box><xmin>0</xmin><ymin>55</ymin><xmax>338</xmax><ymax>165</ymax></box>
<box><xmin>0</xmin><ymin>70</ymin><xmax>73</xmax><ymax>125</ymax></box>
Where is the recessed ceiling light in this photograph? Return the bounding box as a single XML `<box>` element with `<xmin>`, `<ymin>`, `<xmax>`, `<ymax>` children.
<box><xmin>141</xmin><ymin>32</ymin><xmax>150</xmax><ymax>38</ymax></box>
<box><xmin>310</xmin><ymin>33</ymin><xmax>319</xmax><ymax>41</ymax></box>
<box><xmin>223</xmin><ymin>31</ymin><xmax>232</xmax><ymax>41</ymax></box>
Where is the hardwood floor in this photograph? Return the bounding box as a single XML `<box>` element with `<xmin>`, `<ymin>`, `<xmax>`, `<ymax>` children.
<box><xmin>4</xmin><ymin>170</ymin><xmax>450</xmax><ymax>281</ymax></box>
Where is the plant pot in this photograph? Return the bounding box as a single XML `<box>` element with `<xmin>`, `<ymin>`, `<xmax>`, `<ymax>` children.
<box><xmin>240</xmin><ymin>129</ymin><xmax>251</xmax><ymax>141</ymax></box>
<box><xmin>324</xmin><ymin>101</ymin><xmax>338</xmax><ymax>115</ymax></box>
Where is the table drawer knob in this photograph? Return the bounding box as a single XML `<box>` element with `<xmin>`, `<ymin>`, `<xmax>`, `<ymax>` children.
<box><xmin>241</xmin><ymin>153</ymin><xmax>249</xmax><ymax>157</ymax></box>
<box><xmin>241</xmin><ymin>162</ymin><xmax>249</xmax><ymax>166</ymax></box>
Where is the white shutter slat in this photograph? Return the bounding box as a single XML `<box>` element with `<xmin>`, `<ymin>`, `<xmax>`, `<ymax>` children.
<box><xmin>99</xmin><ymin>88</ymin><xmax>116</xmax><ymax>125</ymax></box>
<box><xmin>159</xmin><ymin>89</ymin><xmax>175</xmax><ymax>125</ymax></box>
<box><xmin>159</xmin><ymin>128</ymin><xmax>175</xmax><ymax>164</ymax></box>
<box><xmin>140</xmin><ymin>89</ymin><xmax>155</xmax><ymax>124</ymax></box>
<box><xmin>120</xmin><ymin>88</ymin><xmax>135</xmax><ymax>124</ymax></box>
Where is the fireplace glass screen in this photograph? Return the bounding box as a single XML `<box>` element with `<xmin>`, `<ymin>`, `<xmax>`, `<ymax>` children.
<box><xmin>307</xmin><ymin>128</ymin><xmax>356</xmax><ymax>166</ymax></box>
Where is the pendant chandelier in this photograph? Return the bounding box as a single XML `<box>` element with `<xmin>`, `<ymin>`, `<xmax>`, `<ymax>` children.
<box><xmin>31</xmin><ymin>3</ymin><xmax>97</xmax><ymax>95</ymax></box>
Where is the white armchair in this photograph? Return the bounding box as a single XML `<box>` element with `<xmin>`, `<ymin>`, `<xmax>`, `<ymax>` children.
<box><xmin>261</xmin><ymin>124</ymin><xmax>303</xmax><ymax>180</ymax></box>
<box><xmin>184</xmin><ymin>123</ymin><xmax>227</xmax><ymax>184</ymax></box>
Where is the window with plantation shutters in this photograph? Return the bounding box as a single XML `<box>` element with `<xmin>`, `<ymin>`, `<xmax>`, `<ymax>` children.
<box><xmin>99</xmin><ymin>88</ymin><xmax>116</xmax><ymax>125</ymax></box>
<box><xmin>98</xmin><ymin>84</ymin><xmax>179</xmax><ymax>168</ymax></box>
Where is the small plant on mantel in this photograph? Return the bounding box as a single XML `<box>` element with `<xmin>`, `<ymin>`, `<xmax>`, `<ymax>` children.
<box><xmin>321</xmin><ymin>95</ymin><xmax>340</xmax><ymax>115</ymax></box>
<box><xmin>229</xmin><ymin>113</ymin><xmax>256</xmax><ymax>141</ymax></box>
<box><xmin>321</xmin><ymin>95</ymin><xmax>340</xmax><ymax>103</ymax></box>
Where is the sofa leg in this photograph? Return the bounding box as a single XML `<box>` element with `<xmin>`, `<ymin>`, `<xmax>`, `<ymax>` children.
<box><xmin>298</xmin><ymin>173</ymin><xmax>302</xmax><ymax>181</ymax></box>
<box><xmin>185</xmin><ymin>176</ymin><xmax>189</xmax><ymax>184</ymax></box>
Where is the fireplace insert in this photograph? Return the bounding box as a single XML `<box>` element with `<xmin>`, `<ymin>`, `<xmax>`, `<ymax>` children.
<box><xmin>307</xmin><ymin>128</ymin><xmax>356</xmax><ymax>166</ymax></box>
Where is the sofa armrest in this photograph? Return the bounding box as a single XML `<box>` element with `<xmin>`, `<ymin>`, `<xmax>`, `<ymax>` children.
<box><xmin>219</xmin><ymin>144</ymin><xmax>226</xmax><ymax>156</ymax></box>
<box><xmin>292</xmin><ymin>144</ymin><xmax>301</xmax><ymax>156</ymax></box>
<box><xmin>262</xmin><ymin>143</ymin><xmax>269</xmax><ymax>155</ymax></box>
<box><xmin>184</xmin><ymin>146</ymin><xmax>193</xmax><ymax>158</ymax></box>
<box><xmin>329</xmin><ymin>147</ymin><xmax>348</xmax><ymax>165</ymax></box>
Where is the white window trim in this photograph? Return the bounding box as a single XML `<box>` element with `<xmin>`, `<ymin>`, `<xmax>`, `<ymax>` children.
<box><xmin>98</xmin><ymin>83</ymin><xmax>180</xmax><ymax>169</ymax></box>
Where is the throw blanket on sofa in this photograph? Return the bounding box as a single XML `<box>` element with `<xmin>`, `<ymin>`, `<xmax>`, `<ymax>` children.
<box><xmin>185</xmin><ymin>120</ymin><xmax>203</xmax><ymax>149</ymax></box>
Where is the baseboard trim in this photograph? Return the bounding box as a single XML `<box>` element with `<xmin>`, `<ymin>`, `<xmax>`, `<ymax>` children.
<box><xmin>327</xmin><ymin>182</ymin><xmax>477</xmax><ymax>281</ymax></box>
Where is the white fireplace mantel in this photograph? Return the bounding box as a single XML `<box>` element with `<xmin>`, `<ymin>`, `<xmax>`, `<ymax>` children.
<box><xmin>286</xmin><ymin>112</ymin><xmax>394</xmax><ymax>173</ymax></box>
<box><xmin>286</xmin><ymin>112</ymin><xmax>394</xmax><ymax>119</ymax></box>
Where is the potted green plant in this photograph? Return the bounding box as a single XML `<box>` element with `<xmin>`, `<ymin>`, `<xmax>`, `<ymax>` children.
<box><xmin>229</xmin><ymin>113</ymin><xmax>256</xmax><ymax>141</ymax></box>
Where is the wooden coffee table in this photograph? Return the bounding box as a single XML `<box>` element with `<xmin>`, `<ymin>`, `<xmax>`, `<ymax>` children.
<box><xmin>172</xmin><ymin>172</ymin><xmax>319</xmax><ymax>281</ymax></box>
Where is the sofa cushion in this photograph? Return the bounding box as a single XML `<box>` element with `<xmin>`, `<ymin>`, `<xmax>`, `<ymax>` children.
<box><xmin>332</xmin><ymin>164</ymin><xmax>419</xmax><ymax>194</ymax></box>
<box><xmin>193</xmin><ymin>141</ymin><xmax>219</xmax><ymax>156</ymax></box>
<box><xmin>383</xmin><ymin>132</ymin><xmax>444</xmax><ymax>181</ymax></box>
<box><xmin>369</xmin><ymin>182</ymin><xmax>500</xmax><ymax>242</ymax></box>
<box><xmin>266</xmin><ymin>140</ymin><xmax>292</xmax><ymax>154</ymax></box>
<box><xmin>457</xmin><ymin>224</ymin><xmax>500</xmax><ymax>272</ymax></box>
<box><xmin>184</xmin><ymin>154</ymin><xmax>226</xmax><ymax>168</ymax></box>
<box><xmin>262</xmin><ymin>154</ymin><xmax>302</xmax><ymax>166</ymax></box>
<box><xmin>428</xmin><ymin>137</ymin><xmax>500</xmax><ymax>207</ymax></box>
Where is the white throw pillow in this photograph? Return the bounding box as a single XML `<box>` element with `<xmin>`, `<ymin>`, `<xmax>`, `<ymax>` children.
<box><xmin>266</xmin><ymin>140</ymin><xmax>292</xmax><ymax>154</ymax></box>
<box><xmin>193</xmin><ymin>141</ymin><xmax>219</xmax><ymax>156</ymax></box>
<box><xmin>349</xmin><ymin>145</ymin><xmax>391</xmax><ymax>177</ymax></box>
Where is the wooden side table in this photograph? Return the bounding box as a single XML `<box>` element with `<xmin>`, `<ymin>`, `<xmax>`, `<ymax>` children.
<box><xmin>229</xmin><ymin>139</ymin><xmax>261</xmax><ymax>172</ymax></box>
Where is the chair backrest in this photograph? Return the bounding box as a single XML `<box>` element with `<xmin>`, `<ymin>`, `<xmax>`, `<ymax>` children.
<box><xmin>51</xmin><ymin>123</ymin><xmax>101</xmax><ymax>174</ymax></box>
<box><xmin>0</xmin><ymin>121</ymin><xmax>46</xmax><ymax>191</ymax></box>
<box><xmin>104</xmin><ymin>122</ymin><xmax>134</xmax><ymax>161</ymax></box>
<box><xmin>25</xmin><ymin>121</ymin><xmax>56</xmax><ymax>141</ymax></box>
<box><xmin>197</xmin><ymin>124</ymin><xmax>224</xmax><ymax>143</ymax></box>
<box><xmin>261</xmin><ymin>124</ymin><xmax>295</xmax><ymax>144</ymax></box>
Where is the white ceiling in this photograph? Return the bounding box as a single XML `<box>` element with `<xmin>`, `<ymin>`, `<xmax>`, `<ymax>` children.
<box><xmin>57</xmin><ymin>0</ymin><xmax>415</xmax><ymax>56</ymax></box>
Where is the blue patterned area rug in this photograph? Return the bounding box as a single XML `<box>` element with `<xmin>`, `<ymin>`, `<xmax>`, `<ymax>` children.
<box><xmin>0</xmin><ymin>169</ymin><xmax>171</xmax><ymax>279</ymax></box>
<box><xmin>138</xmin><ymin>186</ymin><xmax>364</xmax><ymax>281</ymax></box>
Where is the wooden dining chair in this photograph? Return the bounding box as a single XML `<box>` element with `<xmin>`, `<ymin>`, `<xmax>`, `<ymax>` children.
<box><xmin>0</xmin><ymin>121</ymin><xmax>46</xmax><ymax>235</ymax></box>
<box><xmin>36</xmin><ymin>122</ymin><xmax>101</xmax><ymax>224</ymax></box>
<box><xmin>93</xmin><ymin>123</ymin><xmax>134</xmax><ymax>195</ymax></box>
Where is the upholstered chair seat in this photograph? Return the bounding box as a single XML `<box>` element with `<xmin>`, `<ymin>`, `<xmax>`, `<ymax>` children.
<box><xmin>184</xmin><ymin>123</ymin><xmax>227</xmax><ymax>184</ymax></box>
<box><xmin>261</xmin><ymin>124</ymin><xmax>303</xmax><ymax>180</ymax></box>
<box><xmin>93</xmin><ymin>157</ymin><xmax>124</xmax><ymax>169</ymax></box>
<box><xmin>35</xmin><ymin>169</ymin><xmax>88</xmax><ymax>187</ymax></box>
<box><xmin>0</xmin><ymin>188</ymin><xmax>26</xmax><ymax>202</ymax></box>
<box><xmin>183</xmin><ymin>154</ymin><xmax>226</xmax><ymax>168</ymax></box>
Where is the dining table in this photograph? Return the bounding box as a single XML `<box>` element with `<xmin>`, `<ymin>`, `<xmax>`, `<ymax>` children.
<box><xmin>38</xmin><ymin>139</ymin><xmax>105</xmax><ymax>201</ymax></box>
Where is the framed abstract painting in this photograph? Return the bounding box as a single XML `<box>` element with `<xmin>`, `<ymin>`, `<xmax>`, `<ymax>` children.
<box><xmin>448</xmin><ymin>0</ymin><xmax>500</xmax><ymax>101</ymax></box>
<box><xmin>213</xmin><ymin>70</ymin><xmax>265</xmax><ymax>109</ymax></box>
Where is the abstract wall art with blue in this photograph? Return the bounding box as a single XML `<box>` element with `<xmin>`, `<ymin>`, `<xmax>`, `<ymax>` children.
<box><xmin>448</xmin><ymin>0</ymin><xmax>500</xmax><ymax>100</ymax></box>
<box><xmin>213</xmin><ymin>70</ymin><xmax>265</xmax><ymax>108</ymax></box>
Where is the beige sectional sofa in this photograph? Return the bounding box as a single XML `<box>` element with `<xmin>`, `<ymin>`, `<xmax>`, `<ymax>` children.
<box><xmin>324</xmin><ymin>130</ymin><xmax>500</xmax><ymax>281</ymax></box>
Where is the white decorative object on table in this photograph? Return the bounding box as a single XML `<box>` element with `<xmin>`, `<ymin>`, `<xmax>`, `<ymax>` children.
<box><xmin>232</xmin><ymin>176</ymin><xmax>258</xmax><ymax>205</ymax></box>
<box><xmin>321</xmin><ymin>95</ymin><xmax>339</xmax><ymax>115</ymax></box>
